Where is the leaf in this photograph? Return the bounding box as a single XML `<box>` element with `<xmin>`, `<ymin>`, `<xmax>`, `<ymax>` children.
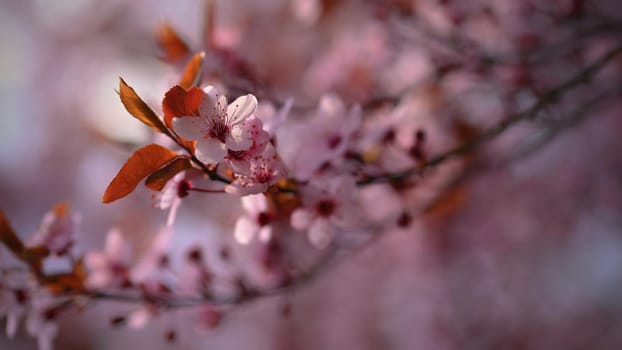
<box><xmin>0</xmin><ymin>209</ymin><xmax>25</xmax><ymax>254</ymax></box>
<box><xmin>145</xmin><ymin>157</ymin><xmax>192</xmax><ymax>191</ymax></box>
<box><xmin>156</xmin><ymin>22</ymin><xmax>190</xmax><ymax>63</ymax></box>
<box><xmin>179</xmin><ymin>52</ymin><xmax>205</xmax><ymax>90</ymax></box>
<box><xmin>102</xmin><ymin>144</ymin><xmax>179</xmax><ymax>203</ymax></box>
<box><xmin>162</xmin><ymin>85</ymin><xmax>204</xmax><ymax>128</ymax></box>
<box><xmin>119</xmin><ymin>78</ymin><xmax>170</xmax><ymax>135</ymax></box>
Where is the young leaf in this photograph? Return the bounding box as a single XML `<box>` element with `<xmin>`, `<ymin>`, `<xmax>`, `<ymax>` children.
<box><xmin>179</xmin><ymin>52</ymin><xmax>206</xmax><ymax>90</ymax></box>
<box><xmin>119</xmin><ymin>78</ymin><xmax>170</xmax><ymax>135</ymax></box>
<box><xmin>102</xmin><ymin>144</ymin><xmax>179</xmax><ymax>203</ymax></box>
<box><xmin>162</xmin><ymin>85</ymin><xmax>204</xmax><ymax>128</ymax></box>
<box><xmin>145</xmin><ymin>157</ymin><xmax>192</xmax><ymax>191</ymax></box>
<box><xmin>156</xmin><ymin>22</ymin><xmax>190</xmax><ymax>63</ymax></box>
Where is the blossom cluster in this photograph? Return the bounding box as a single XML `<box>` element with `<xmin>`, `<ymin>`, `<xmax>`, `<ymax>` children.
<box><xmin>1</xmin><ymin>0</ymin><xmax>621</xmax><ymax>348</ymax></box>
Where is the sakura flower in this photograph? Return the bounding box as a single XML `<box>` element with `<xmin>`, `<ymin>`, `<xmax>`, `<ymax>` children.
<box><xmin>130</xmin><ymin>226</ymin><xmax>174</xmax><ymax>286</ymax></box>
<box><xmin>225</xmin><ymin>144</ymin><xmax>286</xmax><ymax>196</ymax></box>
<box><xmin>84</xmin><ymin>228</ymin><xmax>132</xmax><ymax>289</ymax></box>
<box><xmin>172</xmin><ymin>86</ymin><xmax>259</xmax><ymax>164</ymax></box>
<box><xmin>233</xmin><ymin>194</ymin><xmax>273</xmax><ymax>244</ymax></box>
<box><xmin>279</xmin><ymin>94</ymin><xmax>361</xmax><ymax>180</ymax></box>
<box><xmin>291</xmin><ymin>175</ymin><xmax>360</xmax><ymax>248</ymax></box>
<box><xmin>256</xmin><ymin>98</ymin><xmax>293</xmax><ymax>137</ymax></box>
<box><xmin>28</xmin><ymin>202</ymin><xmax>79</xmax><ymax>256</ymax></box>
<box><xmin>0</xmin><ymin>286</ymin><xmax>27</xmax><ymax>339</ymax></box>
<box><xmin>223</xmin><ymin>116</ymin><xmax>270</xmax><ymax>175</ymax></box>
<box><xmin>25</xmin><ymin>293</ymin><xmax>59</xmax><ymax>350</ymax></box>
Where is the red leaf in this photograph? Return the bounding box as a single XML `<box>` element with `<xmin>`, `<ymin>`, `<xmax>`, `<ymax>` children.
<box><xmin>102</xmin><ymin>144</ymin><xmax>179</xmax><ymax>203</ymax></box>
<box><xmin>145</xmin><ymin>157</ymin><xmax>192</xmax><ymax>191</ymax></box>
<box><xmin>156</xmin><ymin>23</ymin><xmax>190</xmax><ymax>63</ymax></box>
<box><xmin>0</xmin><ymin>209</ymin><xmax>25</xmax><ymax>254</ymax></box>
<box><xmin>179</xmin><ymin>52</ymin><xmax>205</xmax><ymax>90</ymax></box>
<box><xmin>162</xmin><ymin>85</ymin><xmax>204</xmax><ymax>128</ymax></box>
<box><xmin>119</xmin><ymin>78</ymin><xmax>170</xmax><ymax>135</ymax></box>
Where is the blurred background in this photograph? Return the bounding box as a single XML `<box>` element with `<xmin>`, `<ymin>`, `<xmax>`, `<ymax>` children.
<box><xmin>1</xmin><ymin>0</ymin><xmax>622</xmax><ymax>349</ymax></box>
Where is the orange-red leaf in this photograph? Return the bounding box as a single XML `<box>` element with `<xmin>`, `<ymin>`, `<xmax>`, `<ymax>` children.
<box><xmin>162</xmin><ymin>85</ymin><xmax>204</xmax><ymax>128</ymax></box>
<box><xmin>102</xmin><ymin>144</ymin><xmax>179</xmax><ymax>203</ymax></box>
<box><xmin>0</xmin><ymin>209</ymin><xmax>25</xmax><ymax>254</ymax></box>
<box><xmin>156</xmin><ymin>23</ymin><xmax>190</xmax><ymax>63</ymax></box>
<box><xmin>179</xmin><ymin>52</ymin><xmax>205</xmax><ymax>90</ymax></box>
<box><xmin>119</xmin><ymin>78</ymin><xmax>170</xmax><ymax>135</ymax></box>
<box><xmin>145</xmin><ymin>157</ymin><xmax>192</xmax><ymax>191</ymax></box>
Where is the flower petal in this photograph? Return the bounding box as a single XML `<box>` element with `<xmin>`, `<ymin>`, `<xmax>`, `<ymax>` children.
<box><xmin>308</xmin><ymin>218</ymin><xmax>335</xmax><ymax>249</ymax></box>
<box><xmin>227</xmin><ymin>94</ymin><xmax>257</xmax><ymax>125</ymax></box>
<box><xmin>173</xmin><ymin>116</ymin><xmax>204</xmax><ymax>140</ymax></box>
<box><xmin>226</xmin><ymin>126</ymin><xmax>253</xmax><ymax>151</ymax></box>
<box><xmin>195</xmin><ymin>138</ymin><xmax>227</xmax><ymax>164</ymax></box>
<box><xmin>291</xmin><ymin>209</ymin><xmax>313</xmax><ymax>230</ymax></box>
<box><xmin>233</xmin><ymin>217</ymin><xmax>256</xmax><ymax>244</ymax></box>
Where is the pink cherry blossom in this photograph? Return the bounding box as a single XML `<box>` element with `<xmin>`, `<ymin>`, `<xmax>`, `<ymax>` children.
<box><xmin>223</xmin><ymin>116</ymin><xmax>270</xmax><ymax>175</ymax></box>
<box><xmin>172</xmin><ymin>86</ymin><xmax>259</xmax><ymax>164</ymax></box>
<box><xmin>25</xmin><ymin>293</ymin><xmax>58</xmax><ymax>350</ymax></box>
<box><xmin>225</xmin><ymin>144</ymin><xmax>287</xmax><ymax>196</ymax></box>
<box><xmin>279</xmin><ymin>94</ymin><xmax>361</xmax><ymax>180</ymax></box>
<box><xmin>0</xmin><ymin>285</ymin><xmax>27</xmax><ymax>339</ymax></box>
<box><xmin>84</xmin><ymin>228</ymin><xmax>132</xmax><ymax>289</ymax></box>
<box><xmin>233</xmin><ymin>194</ymin><xmax>273</xmax><ymax>244</ymax></box>
<box><xmin>28</xmin><ymin>204</ymin><xmax>79</xmax><ymax>256</ymax></box>
<box><xmin>291</xmin><ymin>175</ymin><xmax>361</xmax><ymax>248</ymax></box>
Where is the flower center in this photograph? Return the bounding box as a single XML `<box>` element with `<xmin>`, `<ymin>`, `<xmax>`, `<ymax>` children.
<box><xmin>316</xmin><ymin>199</ymin><xmax>336</xmax><ymax>217</ymax></box>
<box><xmin>257</xmin><ymin>212</ymin><xmax>272</xmax><ymax>226</ymax></box>
<box><xmin>209</xmin><ymin>121</ymin><xmax>229</xmax><ymax>143</ymax></box>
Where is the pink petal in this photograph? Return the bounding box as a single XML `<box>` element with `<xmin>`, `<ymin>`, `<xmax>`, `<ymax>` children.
<box><xmin>195</xmin><ymin>138</ymin><xmax>227</xmax><ymax>164</ymax></box>
<box><xmin>173</xmin><ymin>116</ymin><xmax>204</xmax><ymax>140</ymax></box>
<box><xmin>233</xmin><ymin>217</ymin><xmax>256</xmax><ymax>244</ymax></box>
<box><xmin>226</xmin><ymin>126</ymin><xmax>253</xmax><ymax>151</ymax></box>
<box><xmin>308</xmin><ymin>218</ymin><xmax>335</xmax><ymax>249</ymax></box>
<box><xmin>227</xmin><ymin>94</ymin><xmax>257</xmax><ymax>125</ymax></box>
<box><xmin>105</xmin><ymin>228</ymin><xmax>132</xmax><ymax>264</ymax></box>
<box><xmin>224</xmin><ymin>181</ymin><xmax>267</xmax><ymax>196</ymax></box>
<box><xmin>241</xmin><ymin>193</ymin><xmax>268</xmax><ymax>213</ymax></box>
<box><xmin>291</xmin><ymin>209</ymin><xmax>313</xmax><ymax>230</ymax></box>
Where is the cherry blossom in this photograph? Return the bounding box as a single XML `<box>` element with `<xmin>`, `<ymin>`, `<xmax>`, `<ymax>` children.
<box><xmin>225</xmin><ymin>144</ymin><xmax>287</xmax><ymax>196</ymax></box>
<box><xmin>223</xmin><ymin>116</ymin><xmax>270</xmax><ymax>175</ymax></box>
<box><xmin>25</xmin><ymin>293</ymin><xmax>58</xmax><ymax>350</ymax></box>
<box><xmin>0</xmin><ymin>285</ymin><xmax>27</xmax><ymax>339</ymax></box>
<box><xmin>279</xmin><ymin>95</ymin><xmax>361</xmax><ymax>180</ymax></box>
<box><xmin>28</xmin><ymin>203</ymin><xmax>79</xmax><ymax>256</ymax></box>
<box><xmin>172</xmin><ymin>86</ymin><xmax>259</xmax><ymax>165</ymax></box>
<box><xmin>233</xmin><ymin>194</ymin><xmax>273</xmax><ymax>244</ymax></box>
<box><xmin>291</xmin><ymin>175</ymin><xmax>361</xmax><ymax>248</ymax></box>
<box><xmin>84</xmin><ymin>228</ymin><xmax>132</xmax><ymax>289</ymax></box>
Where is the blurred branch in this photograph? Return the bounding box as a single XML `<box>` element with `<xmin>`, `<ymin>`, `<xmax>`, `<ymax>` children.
<box><xmin>357</xmin><ymin>43</ymin><xmax>622</xmax><ymax>185</ymax></box>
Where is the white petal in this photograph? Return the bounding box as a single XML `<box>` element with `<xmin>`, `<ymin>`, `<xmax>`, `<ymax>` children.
<box><xmin>105</xmin><ymin>229</ymin><xmax>132</xmax><ymax>264</ymax></box>
<box><xmin>128</xmin><ymin>307</ymin><xmax>152</xmax><ymax>329</ymax></box>
<box><xmin>195</xmin><ymin>138</ymin><xmax>227</xmax><ymax>164</ymax></box>
<box><xmin>226</xmin><ymin>126</ymin><xmax>253</xmax><ymax>151</ymax></box>
<box><xmin>291</xmin><ymin>209</ymin><xmax>313</xmax><ymax>230</ymax></box>
<box><xmin>199</xmin><ymin>86</ymin><xmax>218</xmax><ymax>117</ymax></box>
<box><xmin>227</xmin><ymin>94</ymin><xmax>257</xmax><ymax>125</ymax></box>
<box><xmin>308</xmin><ymin>218</ymin><xmax>335</xmax><ymax>249</ymax></box>
<box><xmin>241</xmin><ymin>193</ymin><xmax>268</xmax><ymax>213</ymax></box>
<box><xmin>224</xmin><ymin>181</ymin><xmax>267</xmax><ymax>196</ymax></box>
<box><xmin>173</xmin><ymin>116</ymin><xmax>204</xmax><ymax>140</ymax></box>
<box><xmin>233</xmin><ymin>217</ymin><xmax>256</xmax><ymax>245</ymax></box>
<box><xmin>6</xmin><ymin>312</ymin><xmax>20</xmax><ymax>338</ymax></box>
<box><xmin>258</xmin><ymin>226</ymin><xmax>272</xmax><ymax>242</ymax></box>
<box><xmin>318</xmin><ymin>94</ymin><xmax>345</xmax><ymax>118</ymax></box>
